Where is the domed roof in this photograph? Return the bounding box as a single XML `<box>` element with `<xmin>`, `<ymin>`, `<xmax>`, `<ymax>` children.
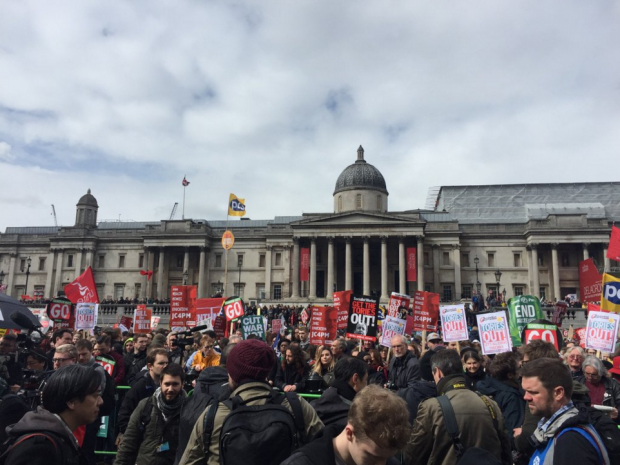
<box><xmin>334</xmin><ymin>146</ymin><xmax>388</xmax><ymax>195</ymax></box>
<box><xmin>77</xmin><ymin>189</ymin><xmax>99</xmax><ymax>208</ymax></box>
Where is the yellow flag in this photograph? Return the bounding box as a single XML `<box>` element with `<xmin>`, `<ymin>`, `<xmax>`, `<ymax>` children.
<box><xmin>228</xmin><ymin>193</ymin><xmax>246</xmax><ymax>217</ymax></box>
<box><xmin>601</xmin><ymin>273</ymin><xmax>620</xmax><ymax>313</ymax></box>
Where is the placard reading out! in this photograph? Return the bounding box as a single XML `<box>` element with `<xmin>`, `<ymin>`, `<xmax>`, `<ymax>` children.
<box><xmin>75</xmin><ymin>303</ymin><xmax>98</xmax><ymax>331</ymax></box>
<box><xmin>476</xmin><ymin>311</ymin><xmax>512</xmax><ymax>355</ymax></box>
<box><xmin>585</xmin><ymin>311</ymin><xmax>620</xmax><ymax>353</ymax></box>
<box><xmin>346</xmin><ymin>296</ymin><xmax>379</xmax><ymax>342</ymax></box>
<box><xmin>439</xmin><ymin>304</ymin><xmax>468</xmax><ymax>342</ymax></box>
<box><xmin>309</xmin><ymin>306</ymin><xmax>338</xmax><ymax>346</ymax></box>
<box><xmin>380</xmin><ymin>316</ymin><xmax>406</xmax><ymax>347</ymax></box>
<box><xmin>133</xmin><ymin>305</ymin><xmax>152</xmax><ymax>333</ymax></box>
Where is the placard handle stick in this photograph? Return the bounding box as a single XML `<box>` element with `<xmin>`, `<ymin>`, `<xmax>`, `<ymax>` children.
<box><xmin>456</xmin><ymin>340</ymin><xmax>461</xmax><ymax>354</ymax></box>
<box><xmin>597</xmin><ymin>350</ymin><xmax>601</xmax><ymax>359</ymax></box>
<box><xmin>386</xmin><ymin>347</ymin><xmax>392</xmax><ymax>365</ymax></box>
<box><xmin>422</xmin><ymin>331</ymin><xmax>427</xmax><ymax>352</ymax></box>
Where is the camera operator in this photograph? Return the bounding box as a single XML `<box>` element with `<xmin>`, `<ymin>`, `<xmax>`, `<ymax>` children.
<box><xmin>0</xmin><ymin>333</ymin><xmax>24</xmax><ymax>392</ymax></box>
<box><xmin>166</xmin><ymin>332</ymin><xmax>184</xmax><ymax>365</ymax></box>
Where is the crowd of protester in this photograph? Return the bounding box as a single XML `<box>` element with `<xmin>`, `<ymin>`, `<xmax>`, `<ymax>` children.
<box><xmin>1</xmin><ymin>313</ymin><xmax>619</xmax><ymax>465</ymax></box>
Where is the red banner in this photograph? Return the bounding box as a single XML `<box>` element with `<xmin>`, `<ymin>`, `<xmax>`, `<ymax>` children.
<box><xmin>170</xmin><ymin>286</ymin><xmax>197</xmax><ymax>329</ymax></box>
<box><xmin>309</xmin><ymin>306</ymin><xmax>338</xmax><ymax>345</ymax></box>
<box><xmin>213</xmin><ymin>315</ymin><xmax>226</xmax><ymax>339</ymax></box>
<box><xmin>575</xmin><ymin>327</ymin><xmax>587</xmax><ymax>348</ymax></box>
<box><xmin>587</xmin><ymin>302</ymin><xmax>602</xmax><ymax>313</ymax></box>
<box><xmin>64</xmin><ymin>266</ymin><xmax>99</xmax><ymax>304</ymax></box>
<box><xmin>411</xmin><ymin>290</ymin><xmax>439</xmax><ymax>332</ymax></box>
<box><xmin>388</xmin><ymin>293</ymin><xmax>410</xmax><ymax>318</ymax></box>
<box><xmin>333</xmin><ymin>290</ymin><xmax>352</xmax><ymax>329</ymax></box>
<box><xmin>406</xmin><ymin>247</ymin><xmax>417</xmax><ymax>282</ymax></box>
<box><xmin>195</xmin><ymin>297</ymin><xmax>224</xmax><ymax>325</ymax></box>
<box><xmin>607</xmin><ymin>225</ymin><xmax>620</xmax><ymax>262</ymax></box>
<box><xmin>119</xmin><ymin>316</ymin><xmax>133</xmax><ymax>332</ymax></box>
<box><xmin>133</xmin><ymin>305</ymin><xmax>152</xmax><ymax>333</ymax></box>
<box><xmin>552</xmin><ymin>301</ymin><xmax>568</xmax><ymax>327</ymax></box>
<box><xmin>300</xmin><ymin>248</ymin><xmax>310</xmax><ymax>282</ymax></box>
<box><xmin>579</xmin><ymin>258</ymin><xmax>602</xmax><ymax>303</ymax></box>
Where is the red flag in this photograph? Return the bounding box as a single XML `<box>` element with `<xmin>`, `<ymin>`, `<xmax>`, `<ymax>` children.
<box><xmin>64</xmin><ymin>266</ymin><xmax>99</xmax><ymax>304</ymax></box>
<box><xmin>607</xmin><ymin>225</ymin><xmax>620</xmax><ymax>261</ymax></box>
<box><xmin>578</xmin><ymin>258</ymin><xmax>602</xmax><ymax>302</ymax></box>
<box><xmin>139</xmin><ymin>270</ymin><xmax>153</xmax><ymax>281</ymax></box>
<box><xmin>300</xmin><ymin>248</ymin><xmax>310</xmax><ymax>282</ymax></box>
<box><xmin>182</xmin><ymin>176</ymin><xmax>190</xmax><ymax>186</ymax></box>
<box><xmin>406</xmin><ymin>248</ymin><xmax>417</xmax><ymax>281</ymax></box>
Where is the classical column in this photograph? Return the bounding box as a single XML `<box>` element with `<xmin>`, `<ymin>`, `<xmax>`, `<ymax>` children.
<box><xmin>363</xmin><ymin>237</ymin><xmax>370</xmax><ymax>295</ymax></box>
<box><xmin>417</xmin><ymin>236</ymin><xmax>425</xmax><ymax>291</ymax></box>
<box><xmin>551</xmin><ymin>243</ymin><xmax>560</xmax><ymax>301</ymax></box>
<box><xmin>145</xmin><ymin>248</ymin><xmax>152</xmax><ymax>298</ymax></box>
<box><xmin>45</xmin><ymin>250</ymin><xmax>55</xmax><ymax>298</ymax></box>
<box><xmin>604</xmin><ymin>246</ymin><xmax>611</xmax><ymax>272</ymax></box>
<box><xmin>75</xmin><ymin>249</ymin><xmax>84</xmax><ymax>278</ymax></box>
<box><xmin>183</xmin><ymin>248</ymin><xmax>190</xmax><ymax>273</ymax></box>
<box><xmin>453</xmin><ymin>244</ymin><xmax>461</xmax><ymax>300</ymax></box>
<box><xmin>85</xmin><ymin>248</ymin><xmax>93</xmax><ymax>267</ymax></box>
<box><xmin>432</xmin><ymin>244</ymin><xmax>440</xmax><ymax>294</ymax></box>
<box><xmin>531</xmin><ymin>244</ymin><xmax>540</xmax><ymax>298</ymax></box>
<box><xmin>265</xmin><ymin>245</ymin><xmax>273</xmax><ymax>299</ymax></box>
<box><xmin>198</xmin><ymin>247</ymin><xmax>206</xmax><ymax>298</ymax></box>
<box><xmin>284</xmin><ymin>245</ymin><xmax>292</xmax><ymax>298</ymax></box>
<box><xmin>54</xmin><ymin>250</ymin><xmax>64</xmax><ymax>297</ymax></box>
<box><xmin>398</xmin><ymin>238</ymin><xmax>406</xmax><ymax>294</ymax></box>
<box><xmin>7</xmin><ymin>253</ymin><xmax>17</xmax><ymax>297</ymax></box>
<box><xmin>582</xmin><ymin>243</ymin><xmax>590</xmax><ymax>260</ymax></box>
<box><xmin>327</xmin><ymin>237</ymin><xmax>334</xmax><ymax>296</ymax></box>
<box><xmin>380</xmin><ymin>236</ymin><xmax>388</xmax><ymax>301</ymax></box>
<box><xmin>291</xmin><ymin>238</ymin><xmax>300</xmax><ymax>298</ymax></box>
<box><xmin>345</xmin><ymin>238</ymin><xmax>352</xmax><ymax>291</ymax></box>
<box><xmin>309</xmin><ymin>240</ymin><xmax>317</xmax><ymax>299</ymax></box>
<box><xmin>157</xmin><ymin>248</ymin><xmax>166</xmax><ymax>299</ymax></box>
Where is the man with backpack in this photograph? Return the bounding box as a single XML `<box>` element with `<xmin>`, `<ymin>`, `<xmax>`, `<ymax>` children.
<box><xmin>179</xmin><ymin>339</ymin><xmax>324</xmax><ymax>465</ymax></box>
<box><xmin>2</xmin><ymin>364</ymin><xmax>103</xmax><ymax>465</ymax></box>
<box><xmin>522</xmin><ymin>358</ymin><xmax>610</xmax><ymax>465</ymax></box>
<box><xmin>114</xmin><ymin>364</ymin><xmax>186</xmax><ymax>465</ymax></box>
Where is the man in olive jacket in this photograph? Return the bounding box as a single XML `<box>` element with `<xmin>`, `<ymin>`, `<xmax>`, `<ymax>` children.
<box><xmin>179</xmin><ymin>339</ymin><xmax>324</xmax><ymax>465</ymax></box>
<box><xmin>405</xmin><ymin>350</ymin><xmax>511</xmax><ymax>465</ymax></box>
<box><xmin>114</xmin><ymin>364</ymin><xmax>186</xmax><ymax>465</ymax></box>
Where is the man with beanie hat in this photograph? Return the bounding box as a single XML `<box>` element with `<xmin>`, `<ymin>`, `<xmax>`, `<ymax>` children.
<box><xmin>179</xmin><ymin>339</ymin><xmax>324</xmax><ymax>465</ymax></box>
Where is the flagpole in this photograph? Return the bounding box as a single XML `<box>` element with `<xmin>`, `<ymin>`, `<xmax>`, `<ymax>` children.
<box><xmin>182</xmin><ymin>177</ymin><xmax>186</xmax><ymax>220</ymax></box>
<box><xmin>224</xmin><ymin>208</ymin><xmax>230</xmax><ymax>298</ymax></box>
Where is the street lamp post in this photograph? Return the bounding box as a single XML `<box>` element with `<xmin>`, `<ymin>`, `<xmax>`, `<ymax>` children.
<box><xmin>237</xmin><ymin>256</ymin><xmax>242</xmax><ymax>297</ymax></box>
<box><xmin>474</xmin><ymin>256</ymin><xmax>480</xmax><ymax>294</ymax></box>
<box><xmin>502</xmin><ymin>288</ymin><xmax>507</xmax><ymax>302</ymax></box>
<box><xmin>0</xmin><ymin>270</ymin><xmax>5</xmax><ymax>289</ymax></box>
<box><xmin>24</xmin><ymin>257</ymin><xmax>32</xmax><ymax>296</ymax></box>
<box><xmin>182</xmin><ymin>269</ymin><xmax>189</xmax><ymax>286</ymax></box>
<box><xmin>494</xmin><ymin>269</ymin><xmax>502</xmax><ymax>304</ymax></box>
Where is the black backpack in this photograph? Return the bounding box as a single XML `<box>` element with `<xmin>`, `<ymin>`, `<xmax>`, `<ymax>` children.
<box><xmin>202</xmin><ymin>390</ymin><xmax>305</xmax><ymax>465</ymax></box>
<box><xmin>587</xmin><ymin>407</ymin><xmax>620</xmax><ymax>464</ymax></box>
<box><xmin>174</xmin><ymin>389</ymin><xmax>216</xmax><ymax>465</ymax></box>
<box><xmin>0</xmin><ymin>431</ymin><xmax>72</xmax><ymax>465</ymax></box>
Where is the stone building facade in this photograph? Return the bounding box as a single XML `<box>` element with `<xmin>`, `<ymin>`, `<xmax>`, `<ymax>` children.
<box><xmin>1</xmin><ymin>147</ymin><xmax>618</xmax><ymax>304</ymax></box>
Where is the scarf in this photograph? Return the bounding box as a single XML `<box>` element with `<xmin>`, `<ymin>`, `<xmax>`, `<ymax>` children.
<box><xmin>153</xmin><ymin>387</ymin><xmax>186</xmax><ymax>421</ymax></box>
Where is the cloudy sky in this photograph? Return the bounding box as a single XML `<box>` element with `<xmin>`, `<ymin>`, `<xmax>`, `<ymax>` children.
<box><xmin>1</xmin><ymin>1</ymin><xmax>619</xmax><ymax>231</ymax></box>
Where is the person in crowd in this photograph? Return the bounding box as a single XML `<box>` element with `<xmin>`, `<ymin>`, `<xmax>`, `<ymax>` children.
<box><xmin>0</xmin><ymin>333</ymin><xmax>24</xmax><ymax>389</ymax></box>
<box><xmin>53</xmin><ymin>344</ymin><xmax>78</xmax><ymax>370</ymax></box>
<box><xmin>522</xmin><ymin>357</ymin><xmax>608</xmax><ymax>464</ymax></box>
<box><xmin>166</xmin><ymin>332</ymin><xmax>184</xmax><ymax>365</ymax></box>
<box><xmin>468</xmin><ymin>326</ymin><xmax>480</xmax><ymax>343</ymax></box>
<box><xmin>564</xmin><ymin>346</ymin><xmax>585</xmax><ymax>378</ymax></box>
<box><xmin>310</xmin><ymin>346</ymin><xmax>336</xmax><ymax>389</ymax></box>
<box><xmin>513</xmin><ymin>339</ymin><xmax>560</xmax><ymax>464</ymax></box>
<box><xmin>418</xmin><ymin>333</ymin><xmax>444</xmax><ymax>381</ymax></box>
<box><xmin>114</xmin><ymin>364</ymin><xmax>186</xmax><ymax>465</ymax></box>
<box><xmin>26</xmin><ymin>351</ymin><xmax>49</xmax><ymax>372</ymax></box>
<box><xmin>117</xmin><ymin>348</ymin><xmax>169</xmax><ymax>444</ymax></box>
<box><xmin>191</xmin><ymin>334</ymin><xmax>220</xmax><ymax>371</ymax></box>
<box><xmin>46</xmin><ymin>329</ymin><xmax>74</xmax><ymax>365</ymax></box>
<box><xmin>461</xmin><ymin>348</ymin><xmax>486</xmax><ymax>390</ymax></box>
<box><xmin>367</xmin><ymin>348</ymin><xmax>388</xmax><ymax>386</ymax></box>
<box><xmin>576</xmin><ymin>355</ymin><xmax>620</xmax><ymax>422</ymax></box>
<box><xmin>193</xmin><ymin>342</ymin><xmax>234</xmax><ymax>399</ymax></box>
<box><xmin>283</xmin><ymin>385</ymin><xmax>411</xmax><ymax>465</ymax></box>
<box><xmin>311</xmin><ymin>356</ymin><xmax>368</xmax><ymax>430</ymax></box>
<box><xmin>330</xmin><ymin>338</ymin><xmax>348</xmax><ymax>361</ymax></box>
<box><xmin>476</xmin><ymin>351</ymin><xmax>525</xmax><ymax>442</ymax></box>
<box><xmin>276</xmin><ymin>345</ymin><xmax>309</xmax><ymax>393</ymax></box>
<box><xmin>609</xmin><ymin>355</ymin><xmax>620</xmax><ymax>383</ymax></box>
<box><xmin>387</xmin><ymin>334</ymin><xmax>420</xmax><ymax>392</ymax></box>
<box><xmin>93</xmin><ymin>335</ymin><xmax>126</xmax><ymax>386</ymax></box>
<box><xmin>123</xmin><ymin>338</ymin><xmax>134</xmax><ymax>355</ymax></box>
<box><xmin>298</xmin><ymin>326</ymin><xmax>310</xmax><ymax>351</ymax></box>
<box><xmin>179</xmin><ymin>339</ymin><xmax>323</xmax><ymax>465</ymax></box>
<box><xmin>405</xmin><ymin>349</ymin><xmax>510</xmax><ymax>465</ymax></box>
<box><xmin>3</xmin><ymin>365</ymin><xmax>103</xmax><ymax>465</ymax></box>
<box><xmin>379</xmin><ymin>345</ymin><xmax>389</xmax><ymax>364</ymax></box>
<box><xmin>124</xmin><ymin>333</ymin><xmax>149</xmax><ymax>384</ymax></box>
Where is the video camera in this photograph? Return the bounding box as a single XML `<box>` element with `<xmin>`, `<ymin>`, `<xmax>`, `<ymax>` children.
<box><xmin>173</xmin><ymin>324</ymin><xmax>210</xmax><ymax>348</ymax></box>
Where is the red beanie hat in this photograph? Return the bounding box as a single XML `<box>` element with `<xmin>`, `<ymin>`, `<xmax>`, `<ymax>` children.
<box><xmin>227</xmin><ymin>339</ymin><xmax>276</xmax><ymax>384</ymax></box>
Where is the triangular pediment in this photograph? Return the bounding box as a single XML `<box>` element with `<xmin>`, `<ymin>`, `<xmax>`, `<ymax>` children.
<box><xmin>292</xmin><ymin>211</ymin><xmax>425</xmax><ymax>227</ymax></box>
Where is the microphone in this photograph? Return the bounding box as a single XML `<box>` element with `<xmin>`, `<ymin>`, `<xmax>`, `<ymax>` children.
<box><xmin>190</xmin><ymin>325</ymin><xmax>209</xmax><ymax>333</ymax></box>
<box><xmin>11</xmin><ymin>311</ymin><xmax>40</xmax><ymax>330</ymax></box>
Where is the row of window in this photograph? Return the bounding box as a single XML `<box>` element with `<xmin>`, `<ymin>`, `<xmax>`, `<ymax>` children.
<box><xmin>428</xmin><ymin>284</ymin><xmax>543</xmax><ymax>301</ymax></box>
<box><xmin>423</xmin><ymin>251</ymin><xmax>580</xmax><ymax>268</ymax></box>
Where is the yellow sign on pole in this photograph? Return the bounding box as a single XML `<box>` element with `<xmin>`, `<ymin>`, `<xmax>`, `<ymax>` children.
<box><xmin>222</xmin><ymin>231</ymin><xmax>235</xmax><ymax>250</ymax></box>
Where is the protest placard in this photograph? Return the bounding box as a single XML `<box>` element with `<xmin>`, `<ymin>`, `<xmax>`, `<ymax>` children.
<box><xmin>151</xmin><ymin>316</ymin><xmax>160</xmax><ymax>330</ymax></box>
<box><xmin>579</xmin><ymin>258</ymin><xmax>602</xmax><ymax>303</ymax></box>
<box><xmin>380</xmin><ymin>316</ymin><xmax>407</xmax><ymax>347</ymax></box>
<box><xmin>75</xmin><ymin>303</ymin><xmax>97</xmax><ymax>331</ymax></box>
<box><xmin>223</xmin><ymin>297</ymin><xmax>245</xmax><ymax>322</ymax></box>
<box><xmin>507</xmin><ymin>295</ymin><xmax>544</xmax><ymax>347</ymax></box>
<box><xmin>170</xmin><ymin>285</ymin><xmax>197</xmax><ymax>330</ymax></box>
<box><xmin>195</xmin><ymin>297</ymin><xmax>224</xmax><ymax>327</ymax></box>
<box><xmin>240</xmin><ymin>315</ymin><xmax>265</xmax><ymax>340</ymax></box>
<box><xmin>412</xmin><ymin>291</ymin><xmax>439</xmax><ymax>332</ymax></box>
<box><xmin>301</xmin><ymin>308</ymin><xmax>310</xmax><ymax>325</ymax></box>
<box><xmin>476</xmin><ymin>311</ymin><xmax>512</xmax><ymax>355</ymax></box>
<box><xmin>584</xmin><ymin>311</ymin><xmax>620</xmax><ymax>353</ymax></box>
<box><xmin>439</xmin><ymin>304</ymin><xmax>468</xmax><ymax>342</ymax></box>
<box><xmin>95</xmin><ymin>355</ymin><xmax>116</xmax><ymax>377</ymax></box>
<box><xmin>388</xmin><ymin>293</ymin><xmax>410</xmax><ymax>319</ymax></box>
<box><xmin>309</xmin><ymin>306</ymin><xmax>338</xmax><ymax>345</ymax></box>
<box><xmin>133</xmin><ymin>305</ymin><xmax>152</xmax><ymax>333</ymax></box>
<box><xmin>346</xmin><ymin>296</ymin><xmax>379</xmax><ymax>342</ymax></box>
<box><xmin>272</xmin><ymin>318</ymin><xmax>282</xmax><ymax>335</ymax></box>
<box><xmin>333</xmin><ymin>290</ymin><xmax>352</xmax><ymax>329</ymax></box>
<box><xmin>213</xmin><ymin>315</ymin><xmax>226</xmax><ymax>339</ymax></box>
<box><xmin>522</xmin><ymin>322</ymin><xmax>563</xmax><ymax>350</ymax></box>
<box><xmin>119</xmin><ymin>315</ymin><xmax>133</xmax><ymax>334</ymax></box>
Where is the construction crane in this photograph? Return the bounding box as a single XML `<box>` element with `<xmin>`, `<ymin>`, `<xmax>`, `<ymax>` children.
<box><xmin>51</xmin><ymin>204</ymin><xmax>58</xmax><ymax>227</ymax></box>
<box><xmin>169</xmin><ymin>202</ymin><xmax>178</xmax><ymax>220</ymax></box>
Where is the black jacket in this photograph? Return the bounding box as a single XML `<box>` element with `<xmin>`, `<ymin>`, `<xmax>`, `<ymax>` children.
<box><xmin>388</xmin><ymin>350</ymin><xmax>421</xmax><ymax>391</ymax></box>
<box><xmin>117</xmin><ymin>371</ymin><xmax>158</xmax><ymax>434</ymax></box>
<box><xmin>476</xmin><ymin>377</ymin><xmax>525</xmax><ymax>438</ymax></box>
<box><xmin>398</xmin><ymin>379</ymin><xmax>437</xmax><ymax>424</ymax></box>
<box><xmin>310</xmin><ymin>379</ymin><xmax>357</xmax><ymax>431</ymax></box>
<box><xmin>464</xmin><ymin>366</ymin><xmax>486</xmax><ymax>391</ymax></box>
<box><xmin>275</xmin><ymin>362</ymin><xmax>309</xmax><ymax>392</ymax></box>
<box><xmin>124</xmin><ymin>350</ymin><xmax>147</xmax><ymax>385</ymax></box>
<box><xmin>195</xmin><ymin>366</ymin><xmax>229</xmax><ymax>400</ymax></box>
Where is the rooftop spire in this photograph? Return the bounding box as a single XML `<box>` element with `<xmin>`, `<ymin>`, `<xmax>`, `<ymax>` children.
<box><xmin>357</xmin><ymin>145</ymin><xmax>364</xmax><ymax>161</ymax></box>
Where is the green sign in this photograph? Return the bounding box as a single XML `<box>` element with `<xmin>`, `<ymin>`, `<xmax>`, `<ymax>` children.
<box><xmin>507</xmin><ymin>295</ymin><xmax>544</xmax><ymax>347</ymax></box>
<box><xmin>240</xmin><ymin>315</ymin><xmax>265</xmax><ymax>340</ymax></box>
<box><xmin>97</xmin><ymin>416</ymin><xmax>109</xmax><ymax>438</ymax></box>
